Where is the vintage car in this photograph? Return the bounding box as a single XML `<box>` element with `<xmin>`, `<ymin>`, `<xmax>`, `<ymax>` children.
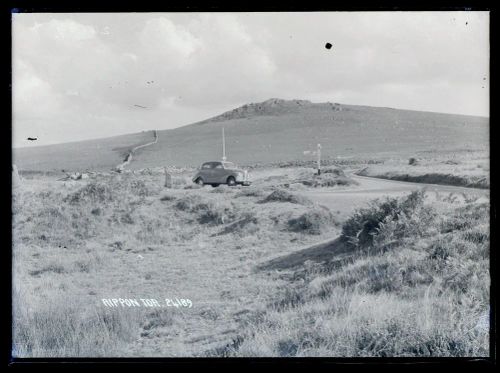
<box><xmin>192</xmin><ymin>161</ymin><xmax>251</xmax><ymax>187</ymax></box>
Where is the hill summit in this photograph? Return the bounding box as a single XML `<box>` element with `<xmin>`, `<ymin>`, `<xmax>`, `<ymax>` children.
<box><xmin>14</xmin><ymin>98</ymin><xmax>488</xmax><ymax>171</ymax></box>
<box><xmin>199</xmin><ymin>98</ymin><xmax>344</xmax><ymax>124</ymax></box>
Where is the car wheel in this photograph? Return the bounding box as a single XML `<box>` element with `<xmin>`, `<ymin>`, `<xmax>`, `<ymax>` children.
<box><xmin>195</xmin><ymin>178</ymin><xmax>204</xmax><ymax>186</ymax></box>
<box><xmin>227</xmin><ymin>176</ymin><xmax>236</xmax><ymax>186</ymax></box>
<box><xmin>211</xmin><ymin>184</ymin><xmax>220</xmax><ymax>188</ymax></box>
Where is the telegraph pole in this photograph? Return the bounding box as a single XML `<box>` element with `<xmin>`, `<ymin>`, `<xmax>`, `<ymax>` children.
<box><xmin>222</xmin><ymin>127</ymin><xmax>227</xmax><ymax>161</ymax></box>
<box><xmin>317</xmin><ymin>143</ymin><xmax>321</xmax><ymax>175</ymax></box>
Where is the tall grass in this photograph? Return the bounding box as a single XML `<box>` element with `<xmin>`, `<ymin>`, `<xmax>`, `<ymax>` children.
<box><xmin>222</xmin><ymin>191</ymin><xmax>490</xmax><ymax>357</ymax></box>
<box><xmin>12</xmin><ymin>286</ymin><xmax>142</xmax><ymax>357</ymax></box>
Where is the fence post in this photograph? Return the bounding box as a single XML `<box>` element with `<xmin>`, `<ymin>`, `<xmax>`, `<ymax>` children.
<box><xmin>164</xmin><ymin>167</ymin><xmax>172</xmax><ymax>188</ymax></box>
<box><xmin>12</xmin><ymin>164</ymin><xmax>21</xmax><ymax>189</ymax></box>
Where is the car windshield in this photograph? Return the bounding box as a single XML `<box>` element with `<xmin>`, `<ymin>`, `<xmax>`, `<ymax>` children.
<box><xmin>222</xmin><ymin>162</ymin><xmax>235</xmax><ymax>169</ymax></box>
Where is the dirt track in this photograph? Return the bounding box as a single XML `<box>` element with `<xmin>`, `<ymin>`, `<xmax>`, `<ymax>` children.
<box><xmin>116</xmin><ymin>130</ymin><xmax>158</xmax><ymax>171</ymax></box>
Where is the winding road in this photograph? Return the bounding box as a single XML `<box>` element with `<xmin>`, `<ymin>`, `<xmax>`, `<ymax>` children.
<box><xmin>300</xmin><ymin>173</ymin><xmax>489</xmax><ymax>220</ymax></box>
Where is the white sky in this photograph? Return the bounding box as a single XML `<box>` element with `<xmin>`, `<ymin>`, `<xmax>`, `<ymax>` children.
<box><xmin>12</xmin><ymin>12</ymin><xmax>489</xmax><ymax>147</ymax></box>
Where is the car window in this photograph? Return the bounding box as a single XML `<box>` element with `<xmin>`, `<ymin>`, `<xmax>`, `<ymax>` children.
<box><xmin>202</xmin><ymin>163</ymin><xmax>212</xmax><ymax>169</ymax></box>
<box><xmin>214</xmin><ymin>163</ymin><xmax>223</xmax><ymax>169</ymax></box>
<box><xmin>222</xmin><ymin>162</ymin><xmax>235</xmax><ymax>169</ymax></box>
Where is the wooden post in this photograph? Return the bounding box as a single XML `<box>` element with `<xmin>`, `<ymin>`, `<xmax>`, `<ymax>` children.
<box><xmin>164</xmin><ymin>167</ymin><xmax>172</xmax><ymax>188</ymax></box>
<box><xmin>317</xmin><ymin>144</ymin><xmax>321</xmax><ymax>175</ymax></box>
<box><xmin>12</xmin><ymin>164</ymin><xmax>21</xmax><ymax>188</ymax></box>
<box><xmin>222</xmin><ymin>127</ymin><xmax>227</xmax><ymax>161</ymax></box>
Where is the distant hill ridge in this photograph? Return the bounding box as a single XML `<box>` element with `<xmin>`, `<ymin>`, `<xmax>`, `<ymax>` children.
<box><xmin>198</xmin><ymin>98</ymin><xmax>345</xmax><ymax>124</ymax></box>
<box><xmin>14</xmin><ymin>98</ymin><xmax>489</xmax><ymax>171</ymax></box>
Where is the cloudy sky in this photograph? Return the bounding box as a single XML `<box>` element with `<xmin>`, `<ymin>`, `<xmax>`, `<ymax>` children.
<box><xmin>12</xmin><ymin>12</ymin><xmax>489</xmax><ymax>147</ymax></box>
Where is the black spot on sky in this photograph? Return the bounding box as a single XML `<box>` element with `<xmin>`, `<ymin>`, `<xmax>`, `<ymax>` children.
<box><xmin>325</xmin><ymin>42</ymin><xmax>332</xmax><ymax>50</ymax></box>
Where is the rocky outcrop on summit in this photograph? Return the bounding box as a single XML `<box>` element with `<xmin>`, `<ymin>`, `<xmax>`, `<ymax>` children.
<box><xmin>199</xmin><ymin>98</ymin><xmax>319</xmax><ymax>123</ymax></box>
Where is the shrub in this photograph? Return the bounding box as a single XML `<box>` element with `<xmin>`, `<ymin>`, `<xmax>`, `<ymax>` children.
<box><xmin>302</xmin><ymin>174</ymin><xmax>358</xmax><ymax>188</ymax></box>
<box><xmin>294</xmin><ymin>168</ymin><xmax>357</xmax><ymax>188</ymax></box>
<box><xmin>174</xmin><ymin>194</ymin><xmax>205</xmax><ymax>211</ymax></box>
<box><xmin>260</xmin><ymin>189</ymin><xmax>312</xmax><ymax>205</ymax></box>
<box><xmin>235</xmin><ymin>188</ymin><xmax>267</xmax><ymax>198</ymax></box>
<box><xmin>160</xmin><ymin>194</ymin><xmax>177</xmax><ymax>202</ymax></box>
<box><xmin>64</xmin><ymin>182</ymin><xmax>114</xmax><ymax>204</ymax></box>
<box><xmin>320</xmin><ymin>167</ymin><xmax>346</xmax><ymax>177</ymax></box>
<box><xmin>128</xmin><ymin>179</ymin><xmax>154</xmax><ymax>196</ymax></box>
<box><xmin>341</xmin><ymin>190</ymin><xmax>426</xmax><ymax>249</ymax></box>
<box><xmin>215</xmin><ymin>212</ymin><xmax>260</xmax><ymax>236</ymax></box>
<box><xmin>287</xmin><ymin>206</ymin><xmax>337</xmax><ymax>235</ymax></box>
<box><xmin>198</xmin><ymin>201</ymin><xmax>237</xmax><ymax>225</ymax></box>
<box><xmin>174</xmin><ymin>194</ymin><xmax>238</xmax><ymax>225</ymax></box>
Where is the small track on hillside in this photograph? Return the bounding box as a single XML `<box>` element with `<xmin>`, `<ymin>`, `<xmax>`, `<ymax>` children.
<box><xmin>115</xmin><ymin>130</ymin><xmax>158</xmax><ymax>172</ymax></box>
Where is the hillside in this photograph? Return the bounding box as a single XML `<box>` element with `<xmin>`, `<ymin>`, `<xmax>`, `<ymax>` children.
<box><xmin>130</xmin><ymin>99</ymin><xmax>489</xmax><ymax>169</ymax></box>
<box><xmin>13</xmin><ymin>99</ymin><xmax>489</xmax><ymax>171</ymax></box>
<box><xmin>14</xmin><ymin>131</ymin><xmax>155</xmax><ymax>173</ymax></box>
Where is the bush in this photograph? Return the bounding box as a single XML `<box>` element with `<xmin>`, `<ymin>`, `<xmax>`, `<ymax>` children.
<box><xmin>287</xmin><ymin>206</ymin><xmax>337</xmax><ymax>235</ymax></box>
<box><xmin>341</xmin><ymin>190</ymin><xmax>426</xmax><ymax>249</ymax></box>
<box><xmin>174</xmin><ymin>194</ymin><xmax>205</xmax><ymax>211</ymax></box>
<box><xmin>303</xmin><ymin>174</ymin><xmax>358</xmax><ymax>188</ymax></box>
<box><xmin>260</xmin><ymin>189</ymin><xmax>312</xmax><ymax>205</ymax></box>
<box><xmin>128</xmin><ymin>179</ymin><xmax>155</xmax><ymax>196</ymax></box>
<box><xmin>64</xmin><ymin>182</ymin><xmax>115</xmax><ymax>204</ymax></box>
<box><xmin>321</xmin><ymin>167</ymin><xmax>346</xmax><ymax>177</ymax></box>
<box><xmin>160</xmin><ymin>194</ymin><xmax>177</xmax><ymax>202</ymax></box>
<box><xmin>215</xmin><ymin>212</ymin><xmax>260</xmax><ymax>236</ymax></box>
<box><xmin>174</xmin><ymin>194</ymin><xmax>238</xmax><ymax>225</ymax></box>
<box><xmin>294</xmin><ymin>168</ymin><xmax>357</xmax><ymax>188</ymax></box>
<box><xmin>235</xmin><ymin>188</ymin><xmax>266</xmax><ymax>198</ymax></box>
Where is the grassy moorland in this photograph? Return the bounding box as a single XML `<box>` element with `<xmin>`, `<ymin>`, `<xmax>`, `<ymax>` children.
<box><xmin>13</xmin><ymin>99</ymin><xmax>488</xmax><ymax>172</ymax></box>
<box><xmin>13</xmin><ymin>131</ymin><xmax>155</xmax><ymax>173</ymax></box>
<box><xmin>227</xmin><ymin>190</ymin><xmax>490</xmax><ymax>357</ymax></box>
<box><xmin>12</xmin><ymin>166</ymin><xmax>489</xmax><ymax>357</ymax></box>
<box><xmin>131</xmin><ymin>100</ymin><xmax>488</xmax><ymax>169</ymax></box>
<box><xmin>357</xmin><ymin>149</ymin><xmax>489</xmax><ymax>189</ymax></box>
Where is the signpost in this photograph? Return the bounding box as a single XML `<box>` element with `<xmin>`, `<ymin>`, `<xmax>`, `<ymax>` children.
<box><xmin>303</xmin><ymin>144</ymin><xmax>322</xmax><ymax>175</ymax></box>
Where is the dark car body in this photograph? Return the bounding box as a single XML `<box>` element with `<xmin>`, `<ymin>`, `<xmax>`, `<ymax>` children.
<box><xmin>192</xmin><ymin>161</ymin><xmax>251</xmax><ymax>186</ymax></box>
